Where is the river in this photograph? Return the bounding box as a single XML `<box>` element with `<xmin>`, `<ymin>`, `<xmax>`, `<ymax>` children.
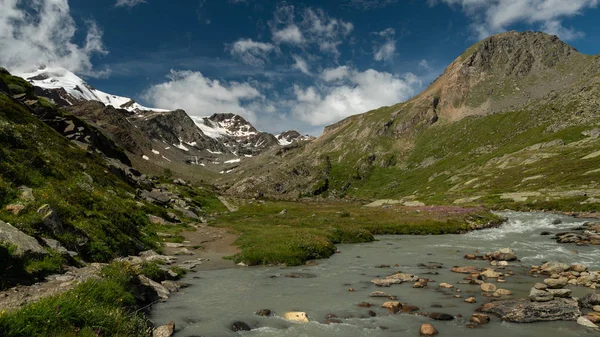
<box><xmin>150</xmin><ymin>211</ymin><xmax>600</xmax><ymax>336</ymax></box>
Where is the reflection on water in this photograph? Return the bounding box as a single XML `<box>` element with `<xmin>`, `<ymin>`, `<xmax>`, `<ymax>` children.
<box><xmin>151</xmin><ymin>211</ymin><xmax>599</xmax><ymax>337</ymax></box>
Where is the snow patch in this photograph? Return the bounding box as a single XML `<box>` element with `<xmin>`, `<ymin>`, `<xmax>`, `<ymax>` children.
<box><xmin>151</xmin><ymin>149</ymin><xmax>160</xmax><ymax>155</ymax></box>
<box><xmin>207</xmin><ymin>149</ymin><xmax>222</xmax><ymax>155</ymax></box>
<box><xmin>224</xmin><ymin>159</ymin><xmax>241</xmax><ymax>164</ymax></box>
<box><xmin>142</xmin><ymin>155</ymin><xmax>149</xmax><ymax>160</ymax></box>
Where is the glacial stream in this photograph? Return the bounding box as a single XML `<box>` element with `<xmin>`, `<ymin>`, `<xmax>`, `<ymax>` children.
<box><xmin>150</xmin><ymin>212</ymin><xmax>600</xmax><ymax>336</ymax></box>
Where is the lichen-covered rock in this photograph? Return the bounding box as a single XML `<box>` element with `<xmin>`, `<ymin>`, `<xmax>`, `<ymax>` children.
<box><xmin>0</xmin><ymin>220</ymin><xmax>47</xmax><ymax>257</ymax></box>
<box><xmin>478</xmin><ymin>298</ymin><xmax>581</xmax><ymax>322</ymax></box>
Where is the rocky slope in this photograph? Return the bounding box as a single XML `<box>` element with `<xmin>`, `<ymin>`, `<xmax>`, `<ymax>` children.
<box><xmin>225</xmin><ymin>31</ymin><xmax>600</xmax><ymax>209</ymax></box>
<box><xmin>16</xmin><ymin>67</ymin><xmax>311</xmax><ymax>175</ymax></box>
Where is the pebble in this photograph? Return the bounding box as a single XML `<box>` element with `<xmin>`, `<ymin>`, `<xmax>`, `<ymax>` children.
<box><xmin>420</xmin><ymin>323</ymin><xmax>438</xmax><ymax>336</ymax></box>
<box><xmin>465</xmin><ymin>297</ymin><xmax>476</xmax><ymax>303</ymax></box>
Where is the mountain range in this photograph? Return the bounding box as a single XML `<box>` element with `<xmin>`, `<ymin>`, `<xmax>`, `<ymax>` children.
<box><xmin>6</xmin><ymin>30</ymin><xmax>600</xmax><ymax>210</ymax></box>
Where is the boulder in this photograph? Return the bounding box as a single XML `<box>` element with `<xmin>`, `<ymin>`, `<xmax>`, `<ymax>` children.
<box><xmin>138</xmin><ymin>275</ymin><xmax>170</xmax><ymax>299</ymax></box>
<box><xmin>18</xmin><ymin>186</ymin><xmax>35</xmax><ymax>201</ymax></box>
<box><xmin>493</xmin><ymin>289</ymin><xmax>513</xmax><ymax>297</ymax></box>
<box><xmin>486</xmin><ymin>248</ymin><xmax>517</xmax><ymax>261</ymax></box>
<box><xmin>153</xmin><ymin>321</ymin><xmax>175</xmax><ymax>337</ymax></box>
<box><xmin>577</xmin><ymin>316</ymin><xmax>599</xmax><ymax>329</ymax></box>
<box><xmin>529</xmin><ymin>288</ymin><xmax>554</xmax><ymax>302</ymax></box>
<box><xmin>547</xmin><ymin>288</ymin><xmax>572</xmax><ymax>298</ymax></box>
<box><xmin>37</xmin><ymin>204</ymin><xmax>64</xmax><ymax>234</ymax></box>
<box><xmin>381</xmin><ymin>301</ymin><xmax>402</xmax><ymax>313</ymax></box>
<box><xmin>255</xmin><ymin>309</ymin><xmax>273</xmax><ymax>317</ymax></box>
<box><xmin>420</xmin><ymin>323</ymin><xmax>438</xmax><ymax>336</ymax></box>
<box><xmin>534</xmin><ymin>283</ymin><xmax>548</xmax><ymax>290</ymax></box>
<box><xmin>580</xmin><ymin>293</ymin><xmax>600</xmax><ymax>308</ymax></box>
<box><xmin>571</xmin><ymin>264</ymin><xmax>588</xmax><ymax>273</ymax></box>
<box><xmin>371</xmin><ymin>278</ymin><xmax>402</xmax><ymax>287</ymax></box>
<box><xmin>481</xmin><ymin>283</ymin><xmax>497</xmax><ymax>292</ymax></box>
<box><xmin>439</xmin><ymin>282</ymin><xmax>453</xmax><ymax>289</ymax></box>
<box><xmin>231</xmin><ymin>321</ymin><xmax>251</xmax><ymax>331</ymax></box>
<box><xmin>386</xmin><ymin>272</ymin><xmax>419</xmax><ymax>282</ymax></box>
<box><xmin>478</xmin><ymin>298</ymin><xmax>581</xmax><ymax>323</ymax></box>
<box><xmin>0</xmin><ymin>220</ymin><xmax>47</xmax><ymax>256</ymax></box>
<box><xmin>470</xmin><ymin>313</ymin><xmax>490</xmax><ymax>325</ymax></box>
<box><xmin>422</xmin><ymin>312</ymin><xmax>454</xmax><ymax>321</ymax></box>
<box><xmin>541</xmin><ymin>262</ymin><xmax>570</xmax><ymax>275</ymax></box>
<box><xmin>283</xmin><ymin>312</ymin><xmax>309</xmax><ymax>323</ymax></box>
<box><xmin>370</xmin><ymin>291</ymin><xmax>394</xmax><ymax>298</ymax></box>
<box><xmin>544</xmin><ymin>277</ymin><xmax>568</xmax><ymax>289</ymax></box>
<box><xmin>4</xmin><ymin>204</ymin><xmax>25</xmax><ymax>215</ymax></box>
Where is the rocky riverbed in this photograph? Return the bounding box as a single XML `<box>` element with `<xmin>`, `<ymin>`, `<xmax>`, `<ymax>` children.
<box><xmin>150</xmin><ymin>211</ymin><xmax>600</xmax><ymax>336</ymax></box>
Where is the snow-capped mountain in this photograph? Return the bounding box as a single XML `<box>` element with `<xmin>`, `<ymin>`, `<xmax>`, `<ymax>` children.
<box><xmin>16</xmin><ymin>66</ymin><xmax>312</xmax><ymax>172</ymax></box>
<box><xmin>16</xmin><ymin>66</ymin><xmax>167</xmax><ymax>113</ymax></box>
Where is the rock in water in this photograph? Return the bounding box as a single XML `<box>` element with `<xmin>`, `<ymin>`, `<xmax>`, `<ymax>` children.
<box><xmin>481</xmin><ymin>283</ymin><xmax>497</xmax><ymax>292</ymax></box>
<box><xmin>529</xmin><ymin>288</ymin><xmax>554</xmax><ymax>302</ymax></box>
<box><xmin>478</xmin><ymin>298</ymin><xmax>581</xmax><ymax>323</ymax></box>
<box><xmin>283</xmin><ymin>312</ymin><xmax>309</xmax><ymax>323</ymax></box>
<box><xmin>581</xmin><ymin>293</ymin><xmax>600</xmax><ymax>308</ymax></box>
<box><xmin>231</xmin><ymin>321</ymin><xmax>251</xmax><ymax>331</ymax></box>
<box><xmin>540</xmin><ymin>261</ymin><xmax>570</xmax><ymax>274</ymax></box>
<box><xmin>577</xmin><ymin>316</ymin><xmax>599</xmax><ymax>329</ymax></box>
<box><xmin>486</xmin><ymin>248</ymin><xmax>517</xmax><ymax>261</ymax></box>
<box><xmin>255</xmin><ymin>309</ymin><xmax>272</xmax><ymax>316</ymax></box>
<box><xmin>153</xmin><ymin>321</ymin><xmax>175</xmax><ymax>337</ymax></box>
<box><xmin>381</xmin><ymin>301</ymin><xmax>402</xmax><ymax>313</ymax></box>
<box><xmin>420</xmin><ymin>323</ymin><xmax>438</xmax><ymax>336</ymax></box>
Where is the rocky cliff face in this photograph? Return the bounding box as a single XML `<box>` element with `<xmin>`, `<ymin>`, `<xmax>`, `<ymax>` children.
<box><xmin>224</xmin><ymin>31</ymin><xmax>600</xmax><ymax>207</ymax></box>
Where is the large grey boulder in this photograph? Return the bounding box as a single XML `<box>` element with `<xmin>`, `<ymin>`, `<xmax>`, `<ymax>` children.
<box><xmin>0</xmin><ymin>221</ymin><xmax>47</xmax><ymax>256</ymax></box>
<box><xmin>541</xmin><ymin>261</ymin><xmax>570</xmax><ymax>275</ymax></box>
<box><xmin>153</xmin><ymin>321</ymin><xmax>175</xmax><ymax>337</ymax></box>
<box><xmin>478</xmin><ymin>298</ymin><xmax>581</xmax><ymax>323</ymax></box>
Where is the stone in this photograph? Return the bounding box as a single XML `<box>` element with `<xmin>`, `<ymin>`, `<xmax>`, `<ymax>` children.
<box><xmin>382</xmin><ymin>301</ymin><xmax>402</xmax><ymax>313</ymax></box>
<box><xmin>153</xmin><ymin>321</ymin><xmax>175</xmax><ymax>337</ymax></box>
<box><xmin>439</xmin><ymin>282</ymin><xmax>453</xmax><ymax>289</ymax></box>
<box><xmin>401</xmin><ymin>305</ymin><xmax>420</xmax><ymax>313</ymax></box>
<box><xmin>571</xmin><ymin>264</ymin><xmax>588</xmax><ymax>273</ymax></box>
<box><xmin>148</xmin><ymin>215</ymin><xmax>169</xmax><ymax>225</ymax></box>
<box><xmin>370</xmin><ymin>291</ymin><xmax>391</xmax><ymax>297</ymax></box>
<box><xmin>371</xmin><ymin>278</ymin><xmax>402</xmax><ymax>287</ymax></box>
<box><xmin>481</xmin><ymin>269</ymin><xmax>502</xmax><ymax>278</ymax></box>
<box><xmin>231</xmin><ymin>321</ymin><xmax>251</xmax><ymax>331</ymax></box>
<box><xmin>544</xmin><ymin>277</ymin><xmax>568</xmax><ymax>289</ymax></box>
<box><xmin>580</xmin><ymin>293</ymin><xmax>600</xmax><ymax>308</ymax></box>
<box><xmin>541</xmin><ymin>262</ymin><xmax>570</xmax><ymax>275</ymax></box>
<box><xmin>423</xmin><ymin>312</ymin><xmax>454</xmax><ymax>321</ymax></box>
<box><xmin>413</xmin><ymin>281</ymin><xmax>427</xmax><ymax>288</ymax></box>
<box><xmin>138</xmin><ymin>275</ymin><xmax>170</xmax><ymax>299</ymax></box>
<box><xmin>534</xmin><ymin>283</ymin><xmax>548</xmax><ymax>290</ymax></box>
<box><xmin>470</xmin><ymin>313</ymin><xmax>490</xmax><ymax>325</ymax></box>
<box><xmin>419</xmin><ymin>323</ymin><xmax>438</xmax><ymax>336</ymax></box>
<box><xmin>481</xmin><ymin>283</ymin><xmax>497</xmax><ymax>292</ymax></box>
<box><xmin>386</xmin><ymin>272</ymin><xmax>419</xmax><ymax>282</ymax></box>
<box><xmin>4</xmin><ymin>204</ymin><xmax>25</xmax><ymax>215</ymax></box>
<box><xmin>547</xmin><ymin>288</ymin><xmax>572</xmax><ymax>298</ymax></box>
<box><xmin>486</xmin><ymin>248</ymin><xmax>517</xmax><ymax>261</ymax></box>
<box><xmin>255</xmin><ymin>309</ymin><xmax>273</xmax><ymax>316</ymax></box>
<box><xmin>465</xmin><ymin>297</ymin><xmax>476</xmax><ymax>303</ymax></box>
<box><xmin>0</xmin><ymin>220</ymin><xmax>47</xmax><ymax>256</ymax></box>
<box><xmin>18</xmin><ymin>186</ymin><xmax>34</xmax><ymax>201</ymax></box>
<box><xmin>478</xmin><ymin>298</ymin><xmax>581</xmax><ymax>323</ymax></box>
<box><xmin>41</xmin><ymin>238</ymin><xmax>69</xmax><ymax>255</ymax></box>
<box><xmin>593</xmin><ymin>305</ymin><xmax>600</xmax><ymax>312</ymax></box>
<box><xmin>451</xmin><ymin>266</ymin><xmax>478</xmax><ymax>274</ymax></box>
<box><xmin>37</xmin><ymin>204</ymin><xmax>63</xmax><ymax>234</ymax></box>
<box><xmin>529</xmin><ymin>288</ymin><xmax>554</xmax><ymax>302</ymax></box>
<box><xmin>493</xmin><ymin>289</ymin><xmax>513</xmax><ymax>297</ymax></box>
<box><xmin>577</xmin><ymin>316</ymin><xmax>599</xmax><ymax>329</ymax></box>
<box><xmin>283</xmin><ymin>312</ymin><xmax>309</xmax><ymax>323</ymax></box>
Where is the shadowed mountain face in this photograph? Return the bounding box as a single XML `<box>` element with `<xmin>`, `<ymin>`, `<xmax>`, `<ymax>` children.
<box><xmin>224</xmin><ymin>31</ymin><xmax>600</xmax><ymax>208</ymax></box>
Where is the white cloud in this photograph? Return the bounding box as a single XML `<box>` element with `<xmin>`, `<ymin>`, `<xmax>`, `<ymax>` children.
<box><xmin>321</xmin><ymin>66</ymin><xmax>351</xmax><ymax>81</ymax></box>
<box><xmin>229</xmin><ymin>39</ymin><xmax>275</xmax><ymax>66</ymax></box>
<box><xmin>0</xmin><ymin>0</ymin><xmax>109</xmax><ymax>77</ymax></box>
<box><xmin>432</xmin><ymin>0</ymin><xmax>598</xmax><ymax>40</ymax></box>
<box><xmin>142</xmin><ymin>70</ymin><xmax>263</xmax><ymax>122</ymax></box>
<box><xmin>292</xmin><ymin>55</ymin><xmax>311</xmax><ymax>75</ymax></box>
<box><xmin>291</xmin><ymin>68</ymin><xmax>421</xmax><ymax>126</ymax></box>
<box><xmin>115</xmin><ymin>0</ymin><xmax>146</xmax><ymax>7</ymax></box>
<box><xmin>373</xmin><ymin>28</ymin><xmax>396</xmax><ymax>62</ymax></box>
<box><xmin>419</xmin><ymin>59</ymin><xmax>431</xmax><ymax>69</ymax></box>
<box><xmin>273</xmin><ymin>25</ymin><xmax>305</xmax><ymax>44</ymax></box>
<box><xmin>269</xmin><ymin>4</ymin><xmax>353</xmax><ymax>57</ymax></box>
<box><xmin>343</xmin><ymin>0</ymin><xmax>399</xmax><ymax>10</ymax></box>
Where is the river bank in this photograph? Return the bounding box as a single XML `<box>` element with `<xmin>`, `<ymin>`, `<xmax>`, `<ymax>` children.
<box><xmin>151</xmin><ymin>211</ymin><xmax>600</xmax><ymax>336</ymax></box>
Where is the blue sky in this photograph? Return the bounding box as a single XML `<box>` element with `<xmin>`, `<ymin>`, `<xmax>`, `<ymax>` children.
<box><xmin>1</xmin><ymin>0</ymin><xmax>600</xmax><ymax>135</ymax></box>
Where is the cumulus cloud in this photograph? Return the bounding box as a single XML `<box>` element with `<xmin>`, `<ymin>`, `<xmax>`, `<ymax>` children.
<box><xmin>115</xmin><ymin>0</ymin><xmax>146</xmax><ymax>8</ymax></box>
<box><xmin>0</xmin><ymin>0</ymin><xmax>109</xmax><ymax>76</ymax></box>
<box><xmin>291</xmin><ymin>67</ymin><xmax>421</xmax><ymax>126</ymax></box>
<box><xmin>142</xmin><ymin>70</ymin><xmax>263</xmax><ymax>122</ymax></box>
<box><xmin>431</xmin><ymin>0</ymin><xmax>598</xmax><ymax>40</ymax></box>
<box><xmin>373</xmin><ymin>28</ymin><xmax>396</xmax><ymax>61</ymax></box>
<box><xmin>273</xmin><ymin>25</ymin><xmax>305</xmax><ymax>44</ymax></box>
<box><xmin>229</xmin><ymin>38</ymin><xmax>275</xmax><ymax>66</ymax></box>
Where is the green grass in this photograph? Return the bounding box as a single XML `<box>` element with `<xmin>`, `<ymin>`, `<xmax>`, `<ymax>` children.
<box><xmin>214</xmin><ymin>201</ymin><xmax>503</xmax><ymax>266</ymax></box>
<box><xmin>0</xmin><ymin>263</ymin><xmax>151</xmax><ymax>337</ymax></box>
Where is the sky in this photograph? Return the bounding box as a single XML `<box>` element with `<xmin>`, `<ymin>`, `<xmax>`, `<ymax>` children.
<box><xmin>1</xmin><ymin>0</ymin><xmax>600</xmax><ymax>135</ymax></box>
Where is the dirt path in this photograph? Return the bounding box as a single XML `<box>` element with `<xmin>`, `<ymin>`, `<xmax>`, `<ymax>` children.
<box><xmin>162</xmin><ymin>223</ymin><xmax>241</xmax><ymax>270</ymax></box>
